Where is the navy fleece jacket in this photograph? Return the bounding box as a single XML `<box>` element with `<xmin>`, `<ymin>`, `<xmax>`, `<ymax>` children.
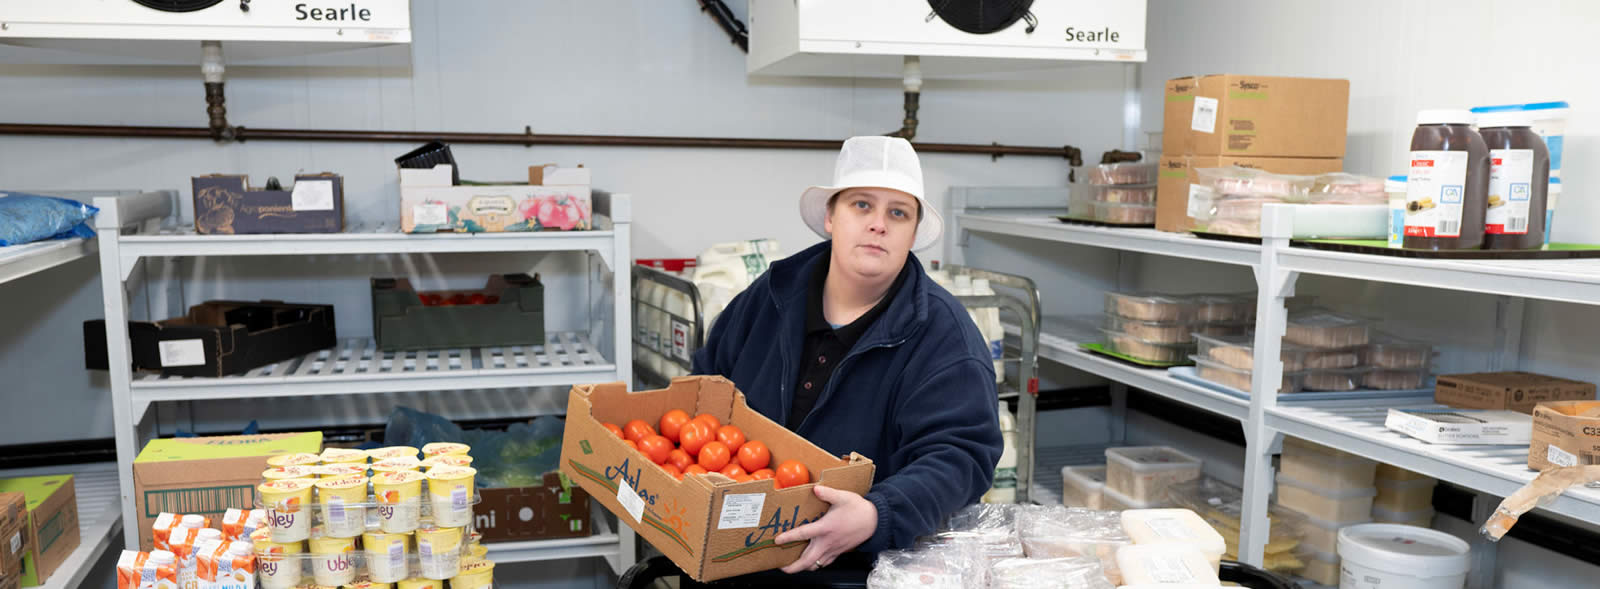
<box><xmin>691</xmin><ymin>241</ymin><xmax>1003</xmax><ymax>552</ymax></box>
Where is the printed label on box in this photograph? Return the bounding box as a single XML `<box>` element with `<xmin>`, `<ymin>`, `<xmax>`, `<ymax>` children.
<box><xmin>1486</xmin><ymin>149</ymin><xmax>1534</xmax><ymax>235</ymax></box>
<box><xmin>1406</xmin><ymin>151</ymin><xmax>1469</xmax><ymax>238</ymax></box>
<box><xmin>1186</xmin><ymin>184</ymin><xmax>1215</xmax><ymax>219</ymax></box>
<box><xmin>158</xmin><ymin>339</ymin><xmax>207</xmax><ymax>367</ymax></box>
<box><xmin>1191</xmin><ymin>96</ymin><xmax>1219</xmax><ymax>134</ymax></box>
<box><xmin>616</xmin><ymin>478</ymin><xmax>645</xmax><ymax>523</ymax></box>
<box><xmin>1148</xmin><ymin>553</ymin><xmax>1201</xmax><ymax>583</ymax></box>
<box><xmin>1145</xmin><ymin>516</ymin><xmax>1192</xmax><ymax>540</ymax></box>
<box><xmin>716</xmin><ymin>493</ymin><xmax>766</xmax><ymax>530</ymax></box>
<box><xmin>414</xmin><ymin>203</ymin><xmax>448</xmax><ymax>226</ymax></box>
<box><xmin>291</xmin><ymin>180</ymin><xmax>336</xmax><ymax>212</ymax></box>
<box><xmin>1548</xmin><ymin>445</ymin><xmax>1579</xmax><ymax>468</ymax></box>
<box><xmin>671</xmin><ymin>320</ymin><xmax>690</xmax><ymax>362</ymax></box>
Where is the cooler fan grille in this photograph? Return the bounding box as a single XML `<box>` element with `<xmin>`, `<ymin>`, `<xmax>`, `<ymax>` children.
<box><xmin>132</xmin><ymin>0</ymin><xmax>227</xmax><ymax>13</ymax></box>
<box><xmin>927</xmin><ymin>0</ymin><xmax>1036</xmax><ymax>35</ymax></box>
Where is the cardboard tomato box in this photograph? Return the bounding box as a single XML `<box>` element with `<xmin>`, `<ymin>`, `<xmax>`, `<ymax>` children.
<box><xmin>559</xmin><ymin>376</ymin><xmax>874</xmax><ymax>582</ymax></box>
<box><xmin>0</xmin><ymin>476</ymin><xmax>77</xmax><ymax>587</ymax></box>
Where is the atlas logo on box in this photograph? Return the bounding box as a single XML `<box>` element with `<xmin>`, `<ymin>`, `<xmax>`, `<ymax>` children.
<box><xmin>745</xmin><ymin>506</ymin><xmax>816</xmax><ymax>547</ymax></box>
<box><xmin>606</xmin><ymin>458</ymin><xmax>658</xmax><ymax>509</ymax></box>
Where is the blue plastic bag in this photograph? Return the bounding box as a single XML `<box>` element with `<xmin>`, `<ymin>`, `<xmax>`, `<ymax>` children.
<box><xmin>384</xmin><ymin>406</ymin><xmax>566</xmax><ymax>489</ymax></box>
<box><xmin>0</xmin><ymin>192</ymin><xmax>100</xmax><ymax>247</ymax></box>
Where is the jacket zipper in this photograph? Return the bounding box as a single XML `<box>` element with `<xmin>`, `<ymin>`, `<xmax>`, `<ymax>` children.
<box><xmin>794</xmin><ymin>334</ymin><xmax>911</xmax><ymax>434</ymax></box>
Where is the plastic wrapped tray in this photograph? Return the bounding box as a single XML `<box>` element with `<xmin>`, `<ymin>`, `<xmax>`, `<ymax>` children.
<box><xmin>1105</xmin><ymin>292</ymin><xmax>1195</xmax><ymax>322</ymax></box>
<box><xmin>1275</xmin><ymin>473</ymin><xmax>1375</xmax><ymax>524</ymax></box>
<box><xmin>1093</xmin><ymin>201</ymin><xmax>1156</xmax><ymax>224</ymax></box>
<box><xmin>1103</xmin><ymin>330</ymin><xmax>1196</xmax><ymax>364</ymax></box>
<box><xmin>1105</xmin><ymin>446</ymin><xmax>1203</xmax><ymax>503</ymax></box>
<box><xmin>1194</xmin><ymin>333</ymin><xmax>1310</xmax><ymax>372</ymax></box>
<box><xmin>1363</xmin><ymin>368</ymin><xmax>1431</xmax><ymax>390</ymax></box>
<box><xmin>1284</xmin><ymin>309</ymin><xmax>1373</xmax><ymax>348</ymax></box>
<box><xmin>1088</xmin><ymin>161</ymin><xmax>1158</xmax><ymax>185</ymax></box>
<box><xmin>1197</xmin><ymin>167</ymin><xmax>1314</xmax><ymax>198</ymax></box>
<box><xmin>1280</xmin><ymin>438</ymin><xmax>1376</xmax><ymax>492</ymax></box>
<box><xmin>1301</xmin><ymin>368</ymin><xmax>1372</xmax><ymax>392</ymax></box>
<box><xmin>1090</xmin><ymin>184</ymin><xmax>1157</xmax><ymax>204</ymax></box>
<box><xmin>251</xmin><ymin>528</ymin><xmax>485</xmax><ymax>587</ymax></box>
<box><xmin>1193</xmin><ymin>356</ymin><xmax>1304</xmax><ymax>394</ymax></box>
<box><xmin>1364</xmin><ymin>336</ymin><xmax>1435</xmax><ymax>370</ymax></box>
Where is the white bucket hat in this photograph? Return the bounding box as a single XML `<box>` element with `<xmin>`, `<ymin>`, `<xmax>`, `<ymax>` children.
<box><xmin>799</xmin><ymin>136</ymin><xmax>944</xmax><ymax>251</ymax></box>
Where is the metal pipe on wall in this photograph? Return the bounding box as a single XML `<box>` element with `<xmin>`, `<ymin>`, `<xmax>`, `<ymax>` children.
<box><xmin>0</xmin><ymin>122</ymin><xmax>1085</xmax><ymax>163</ymax></box>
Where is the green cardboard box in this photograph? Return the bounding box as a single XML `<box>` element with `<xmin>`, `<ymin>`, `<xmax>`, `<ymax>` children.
<box><xmin>133</xmin><ymin>432</ymin><xmax>322</xmax><ymax>550</ymax></box>
<box><xmin>0</xmin><ymin>476</ymin><xmax>78</xmax><ymax>587</ymax></box>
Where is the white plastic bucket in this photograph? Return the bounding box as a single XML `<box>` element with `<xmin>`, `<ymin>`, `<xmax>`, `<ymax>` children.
<box><xmin>1337</xmin><ymin>523</ymin><xmax>1469</xmax><ymax>589</ymax></box>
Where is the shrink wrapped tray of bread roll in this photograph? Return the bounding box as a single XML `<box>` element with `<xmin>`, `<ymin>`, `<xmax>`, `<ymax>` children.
<box><xmin>1192</xmin><ymin>294</ymin><xmax>1255</xmax><ymax>322</ymax></box>
<box><xmin>1364</xmin><ymin>335</ymin><xmax>1435</xmax><ymax>370</ymax></box>
<box><xmin>1088</xmin><ymin>161</ymin><xmax>1158</xmax><ymax>185</ymax></box>
<box><xmin>1285</xmin><ymin>309</ymin><xmax>1373</xmax><ymax>348</ymax></box>
<box><xmin>1194</xmin><ymin>333</ymin><xmax>1310</xmax><ymax>372</ymax></box>
<box><xmin>1103</xmin><ymin>330</ymin><xmax>1195</xmax><ymax>364</ymax></box>
<box><xmin>1363</xmin><ymin>368</ymin><xmax>1431</xmax><ymax>390</ymax></box>
<box><xmin>1105</xmin><ymin>292</ymin><xmax>1196</xmax><ymax>322</ymax></box>
<box><xmin>1302</xmin><ymin>368</ymin><xmax>1371</xmax><ymax>392</ymax></box>
<box><xmin>1093</xmin><ymin>201</ymin><xmax>1156</xmax><ymax>224</ymax></box>
<box><xmin>1197</xmin><ymin>166</ymin><xmax>1314</xmax><ymax>198</ymax></box>
<box><xmin>1193</xmin><ymin>356</ymin><xmax>1304</xmax><ymax>393</ymax></box>
<box><xmin>1304</xmin><ymin>348</ymin><xmax>1361</xmax><ymax>369</ymax></box>
<box><xmin>1104</xmin><ymin>315</ymin><xmax>1247</xmax><ymax>344</ymax></box>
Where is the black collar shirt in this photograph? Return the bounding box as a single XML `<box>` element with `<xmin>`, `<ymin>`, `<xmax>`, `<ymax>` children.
<box><xmin>787</xmin><ymin>255</ymin><xmax>910</xmax><ymax>430</ymax></box>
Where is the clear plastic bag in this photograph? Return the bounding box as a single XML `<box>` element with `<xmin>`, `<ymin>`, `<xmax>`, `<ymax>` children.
<box><xmin>1195</xmin><ymin>167</ymin><xmax>1313</xmax><ymax>199</ymax></box>
<box><xmin>938</xmin><ymin>504</ymin><xmax>1024</xmax><ymax>562</ymax></box>
<box><xmin>383</xmin><ymin>406</ymin><xmax>564</xmax><ymax>489</ymax></box>
<box><xmin>0</xmin><ymin>192</ymin><xmax>99</xmax><ymax>246</ymax></box>
<box><xmin>1016</xmin><ymin>506</ymin><xmax>1128</xmax><ymax>584</ymax></box>
<box><xmin>1309</xmin><ymin>173</ymin><xmax>1387</xmax><ymax>204</ymax></box>
<box><xmin>989</xmin><ymin>556</ymin><xmax>1114</xmax><ymax>589</ymax></box>
<box><xmin>867</xmin><ymin>541</ymin><xmax>988</xmax><ymax>589</ymax></box>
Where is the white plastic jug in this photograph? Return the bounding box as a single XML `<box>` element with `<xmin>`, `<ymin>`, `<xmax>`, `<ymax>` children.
<box><xmin>984</xmin><ymin>401</ymin><xmax>1017</xmax><ymax>503</ymax></box>
<box><xmin>972</xmin><ymin>278</ymin><xmax>1004</xmax><ymax>384</ymax></box>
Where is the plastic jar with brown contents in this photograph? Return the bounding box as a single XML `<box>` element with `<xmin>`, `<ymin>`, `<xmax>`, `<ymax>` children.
<box><xmin>1403</xmin><ymin>110</ymin><xmax>1490</xmax><ymax>250</ymax></box>
<box><xmin>1478</xmin><ymin>110</ymin><xmax>1552</xmax><ymax>250</ymax></box>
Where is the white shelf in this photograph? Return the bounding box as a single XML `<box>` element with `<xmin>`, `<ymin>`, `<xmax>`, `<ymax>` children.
<box><xmin>128</xmin><ymin>332</ymin><xmax>616</xmax><ymax>413</ymax></box>
<box><xmin>116</xmin><ymin>223</ymin><xmax>620</xmax><ymax>258</ymax></box>
<box><xmin>1005</xmin><ymin>317</ymin><xmax>1249</xmax><ymax>421</ymax></box>
<box><xmin>1267</xmin><ymin>401</ymin><xmax>1600</xmax><ymax>525</ymax></box>
<box><xmin>486</xmin><ymin>507</ymin><xmax>627</xmax><ymax>574</ymax></box>
<box><xmin>1279</xmin><ymin>246</ymin><xmax>1600</xmax><ymax>306</ymax></box>
<box><xmin>4</xmin><ymin>463</ymin><xmax>123</xmax><ymax>589</ymax></box>
<box><xmin>0</xmin><ymin>238</ymin><xmax>94</xmax><ymax>285</ymax></box>
<box><xmin>958</xmin><ymin>213</ymin><xmax>1261</xmax><ymax>267</ymax></box>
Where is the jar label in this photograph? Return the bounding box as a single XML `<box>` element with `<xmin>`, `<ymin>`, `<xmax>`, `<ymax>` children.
<box><xmin>1406</xmin><ymin>151</ymin><xmax>1469</xmax><ymax>238</ymax></box>
<box><xmin>1486</xmin><ymin>149</ymin><xmax>1534</xmax><ymax>235</ymax></box>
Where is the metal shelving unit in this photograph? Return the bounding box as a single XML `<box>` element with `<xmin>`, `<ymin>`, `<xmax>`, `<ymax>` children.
<box><xmin>950</xmin><ymin>189</ymin><xmax>1600</xmax><ymax>585</ymax></box>
<box><xmin>0</xmin><ymin>238</ymin><xmax>95</xmax><ymax>285</ymax></box>
<box><xmin>91</xmin><ymin>190</ymin><xmax>637</xmax><ymax>574</ymax></box>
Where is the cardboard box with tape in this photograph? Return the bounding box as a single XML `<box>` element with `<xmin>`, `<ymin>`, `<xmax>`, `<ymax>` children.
<box><xmin>560</xmin><ymin>376</ymin><xmax>873</xmax><ymax>581</ymax></box>
<box><xmin>476</xmin><ymin>472</ymin><xmax>593</xmax><ymax>543</ymax></box>
<box><xmin>1164</xmin><ymin>74</ymin><xmax>1349</xmax><ymax>158</ymax></box>
<box><xmin>132</xmin><ymin>432</ymin><xmax>323</xmax><ymax>550</ymax></box>
<box><xmin>0</xmin><ymin>493</ymin><xmax>24</xmax><ymax>581</ymax></box>
<box><xmin>1155</xmin><ymin>154</ymin><xmax>1344</xmax><ymax>232</ymax></box>
<box><xmin>0</xmin><ymin>476</ymin><xmax>78</xmax><ymax>587</ymax></box>
<box><xmin>1436</xmin><ymin>372</ymin><xmax>1596</xmax><ymax>415</ymax></box>
<box><xmin>1529</xmin><ymin>401</ymin><xmax>1600</xmax><ymax>471</ymax></box>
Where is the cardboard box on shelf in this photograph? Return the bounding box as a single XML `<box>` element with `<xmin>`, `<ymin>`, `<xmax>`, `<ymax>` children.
<box><xmin>0</xmin><ymin>493</ymin><xmax>24</xmax><ymax>579</ymax></box>
<box><xmin>0</xmin><ymin>476</ymin><xmax>78</xmax><ymax>587</ymax></box>
<box><xmin>400</xmin><ymin>164</ymin><xmax>592</xmax><ymax>233</ymax></box>
<box><xmin>1385</xmin><ymin>408</ymin><xmax>1532</xmax><ymax>445</ymax></box>
<box><xmin>1164</xmin><ymin>74</ymin><xmax>1349</xmax><ymax>158</ymax></box>
<box><xmin>560</xmin><ymin>376</ymin><xmax>874</xmax><ymax>582</ymax></box>
<box><xmin>1529</xmin><ymin>401</ymin><xmax>1600</xmax><ymax>471</ymax></box>
<box><xmin>371</xmin><ymin>274</ymin><xmax>544</xmax><ymax>351</ymax></box>
<box><xmin>1155</xmin><ymin>154</ymin><xmax>1344</xmax><ymax>232</ymax></box>
<box><xmin>131</xmin><ymin>432</ymin><xmax>323</xmax><ymax>550</ymax></box>
<box><xmin>191</xmin><ymin>174</ymin><xmax>345</xmax><ymax>234</ymax></box>
<box><xmin>84</xmin><ymin>300</ymin><xmax>337</xmax><ymax>378</ymax></box>
<box><xmin>476</xmin><ymin>472</ymin><xmax>594</xmax><ymax>543</ymax></box>
<box><xmin>1436</xmin><ymin>372</ymin><xmax>1596</xmax><ymax>415</ymax></box>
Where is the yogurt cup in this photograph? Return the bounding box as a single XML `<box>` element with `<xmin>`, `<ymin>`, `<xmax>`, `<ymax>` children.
<box><xmin>258</xmin><ymin>478</ymin><xmax>316</xmax><ymax>542</ymax></box>
<box><xmin>262</xmin><ymin>466</ymin><xmax>317</xmax><ymax>482</ymax></box>
<box><xmin>313</xmin><ymin>464</ymin><xmax>369</xmax><ymax>479</ymax></box>
<box><xmin>266</xmin><ymin>453</ymin><xmax>321</xmax><ymax>468</ymax></box>
<box><xmin>414</xmin><ymin>526</ymin><xmax>462</xmax><ymax>580</ymax></box>
<box><xmin>347</xmin><ymin>583</ymin><xmax>393</xmax><ymax>589</ymax></box>
<box><xmin>424</xmin><ymin>466</ymin><xmax>477</xmax><ymax>527</ymax></box>
<box><xmin>420</xmin><ymin>443</ymin><xmax>471</xmax><ymax>458</ymax></box>
<box><xmin>396</xmin><ymin>578</ymin><xmax>440</xmax><ymax>589</ymax></box>
<box><xmin>372</xmin><ymin>471</ymin><xmax>426</xmax><ymax>533</ymax></box>
<box><xmin>314</xmin><ymin>475</ymin><xmax>370</xmax><ymax>538</ymax></box>
<box><xmin>362</xmin><ymin>531</ymin><xmax>411</xmax><ymax>584</ymax></box>
<box><xmin>367</xmin><ymin>447</ymin><xmax>420</xmax><ymax>462</ymax></box>
<box><xmin>419</xmin><ymin>455</ymin><xmax>473</xmax><ymax>471</ymax></box>
<box><xmin>251</xmin><ymin>530</ymin><xmax>304</xmax><ymax>589</ymax></box>
<box><xmin>460</xmin><ymin>543</ymin><xmax>488</xmax><ymax>566</ymax></box>
<box><xmin>370</xmin><ymin>458</ymin><xmax>423</xmax><ymax>475</ymax></box>
<box><xmin>450</xmin><ymin>560</ymin><xmax>494</xmax><ymax>589</ymax></box>
<box><xmin>320</xmin><ymin>448</ymin><xmax>369</xmax><ymax>466</ymax></box>
<box><xmin>308</xmin><ymin>535</ymin><xmax>357</xmax><ymax>587</ymax></box>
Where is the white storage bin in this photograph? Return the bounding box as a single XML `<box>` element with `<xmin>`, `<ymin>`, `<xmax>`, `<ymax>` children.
<box><xmin>1337</xmin><ymin>524</ymin><xmax>1470</xmax><ymax>589</ymax></box>
<box><xmin>1277</xmin><ymin>472</ymin><xmax>1376</xmax><ymax>524</ymax></box>
<box><xmin>1102</xmin><ymin>483</ymin><xmax>1165</xmax><ymax>511</ymax></box>
<box><xmin>1061</xmin><ymin>465</ymin><xmax>1108</xmax><ymax>509</ymax></box>
<box><xmin>1106</xmin><ymin>446</ymin><xmax>1204</xmax><ymax>503</ymax></box>
<box><xmin>1280</xmin><ymin>438</ymin><xmax>1377</xmax><ymax>492</ymax></box>
<box><xmin>1375</xmin><ymin>477</ymin><xmax>1438</xmax><ymax>513</ymax></box>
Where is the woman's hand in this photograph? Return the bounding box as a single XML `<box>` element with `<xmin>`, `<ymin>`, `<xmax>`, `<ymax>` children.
<box><xmin>775</xmin><ymin>485</ymin><xmax>877</xmax><ymax>573</ymax></box>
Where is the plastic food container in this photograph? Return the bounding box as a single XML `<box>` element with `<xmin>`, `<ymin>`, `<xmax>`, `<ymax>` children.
<box><xmin>1337</xmin><ymin>523</ymin><xmax>1470</xmax><ymax>589</ymax></box>
<box><xmin>1197</xmin><ymin>167</ymin><xmax>1313</xmax><ymax>198</ymax></box>
<box><xmin>1280</xmin><ymin>437</ymin><xmax>1377</xmax><ymax>492</ymax></box>
<box><xmin>1285</xmin><ymin>309</ymin><xmax>1374</xmax><ymax>348</ymax></box>
<box><xmin>1061</xmin><ymin>465</ymin><xmax>1107</xmax><ymax>509</ymax></box>
<box><xmin>1299</xmin><ymin>547</ymin><xmax>1341</xmax><ymax>586</ymax></box>
<box><xmin>1193</xmin><ymin>356</ymin><xmax>1303</xmax><ymax>394</ymax></box>
<box><xmin>1095</xmin><ymin>201</ymin><xmax>1157</xmax><ymax>224</ymax></box>
<box><xmin>1364</xmin><ymin>368</ymin><xmax>1431</xmax><ymax>390</ymax></box>
<box><xmin>1375</xmin><ymin>478</ymin><xmax>1438</xmax><ymax>513</ymax></box>
<box><xmin>1092</xmin><ymin>183</ymin><xmax>1158</xmax><ymax>204</ymax></box>
<box><xmin>1121</xmin><ymin>509</ymin><xmax>1226</xmax><ymax>572</ymax></box>
<box><xmin>1107</xmin><ymin>293</ymin><xmax>1195</xmax><ymax>322</ymax></box>
<box><xmin>1365</xmin><ymin>337</ymin><xmax>1435</xmax><ymax>369</ymax></box>
<box><xmin>1106</xmin><ymin>446</ymin><xmax>1204</xmax><ymax>503</ymax></box>
<box><xmin>1089</xmin><ymin>161</ymin><xmax>1159</xmax><ymax>185</ymax></box>
<box><xmin>1194</xmin><ymin>333</ymin><xmax>1309</xmax><ymax>372</ymax></box>
<box><xmin>1114</xmin><ymin>544</ymin><xmax>1222</xmax><ymax>585</ymax></box>
<box><xmin>1102</xmin><ymin>482</ymin><xmax>1164</xmax><ymax>511</ymax></box>
<box><xmin>1303</xmin><ymin>348</ymin><xmax>1362</xmax><ymax>369</ymax></box>
<box><xmin>1276</xmin><ymin>473</ymin><xmax>1376</xmax><ymax>524</ymax></box>
<box><xmin>1192</xmin><ymin>294</ymin><xmax>1255</xmax><ymax>322</ymax></box>
<box><xmin>1105</xmin><ymin>315</ymin><xmax>1203</xmax><ymax>344</ymax></box>
<box><xmin>1292</xmin><ymin>511</ymin><xmax>1370</xmax><ymax>555</ymax></box>
<box><xmin>1372</xmin><ymin>505</ymin><xmax>1437</xmax><ymax>528</ymax></box>
<box><xmin>1376</xmin><ymin>464</ymin><xmax>1434</xmax><ymax>483</ymax></box>
<box><xmin>1302</xmin><ymin>368</ymin><xmax>1371</xmax><ymax>392</ymax></box>
<box><xmin>1313</xmin><ymin>172</ymin><xmax>1386</xmax><ymax>195</ymax></box>
<box><xmin>1103</xmin><ymin>330</ymin><xmax>1195</xmax><ymax>364</ymax></box>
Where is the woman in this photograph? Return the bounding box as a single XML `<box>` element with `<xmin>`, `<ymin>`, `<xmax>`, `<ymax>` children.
<box><xmin>692</xmin><ymin>136</ymin><xmax>1003</xmax><ymax>575</ymax></box>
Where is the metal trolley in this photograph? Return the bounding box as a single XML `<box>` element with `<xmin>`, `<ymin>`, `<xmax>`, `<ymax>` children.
<box><xmin>632</xmin><ymin>262</ymin><xmax>706</xmax><ymax>388</ymax></box>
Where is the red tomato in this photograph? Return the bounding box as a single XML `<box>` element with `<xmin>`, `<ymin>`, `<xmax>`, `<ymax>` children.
<box><xmin>678</xmin><ymin>421</ymin><xmax>713</xmax><ymax>456</ymax></box>
<box><xmin>468</xmin><ymin>293</ymin><xmax>487</xmax><ymax>305</ymax></box>
<box><xmin>660</xmin><ymin>463</ymin><xmax>683</xmax><ymax>480</ymax></box>
<box><xmin>719</xmin><ymin>464</ymin><xmax>746</xmax><ymax>479</ymax></box>
<box><xmin>621</xmin><ymin>439</ymin><xmax>638</xmax><ymax>452</ymax></box>
<box><xmin>638</xmin><ymin>435</ymin><xmax>673</xmax><ymax>465</ymax></box>
<box><xmin>423</xmin><ymin>294</ymin><xmax>444</xmax><ymax>306</ymax></box>
<box><xmin>684</xmin><ymin>465</ymin><xmax>708</xmax><ymax>476</ymax></box>
<box><xmin>658</xmin><ymin>409</ymin><xmax>692</xmax><ymax>444</ymax></box>
<box><xmin>737</xmin><ymin>440</ymin><xmax>771</xmax><ymax>472</ymax></box>
<box><xmin>734</xmin><ymin>474</ymin><xmax>754</xmax><ymax>483</ymax></box>
<box><xmin>601</xmin><ymin>423</ymin><xmax>625</xmax><ymax>440</ymax></box>
<box><xmin>449</xmin><ymin>294</ymin><xmax>468</xmax><ymax>305</ymax></box>
<box><xmin>774</xmin><ymin>460</ymin><xmax>810</xmax><ymax>489</ymax></box>
<box><xmin>485</xmin><ymin>296</ymin><xmax>501</xmax><ymax>304</ymax></box>
<box><xmin>667</xmin><ymin>449</ymin><xmax>694</xmax><ymax>472</ymax></box>
<box><xmin>417</xmin><ymin>294</ymin><xmax>429</xmax><ymax>305</ymax></box>
<box><xmin>750</xmin><ymin>468</ymin><xmax>775</xmax><ymax>481</ymax></box>
<box><xmin>715</xmin><ymin>425</ymin><xmax>746</xmax><ymax>453</ymax></box>
<box><xmin>697</xmin><ymin>441</ymin><xmax>731</xmax><ymax>472</ymax></box>
<box><xmin>623</xmin><ymin>420</ymin><xmax>655</xmax><ymax>443</ymax></box>
<box><xmin>693</xmin><ymin>413</ymin><xmax>721</xmax><ymax>431</ymax></box>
